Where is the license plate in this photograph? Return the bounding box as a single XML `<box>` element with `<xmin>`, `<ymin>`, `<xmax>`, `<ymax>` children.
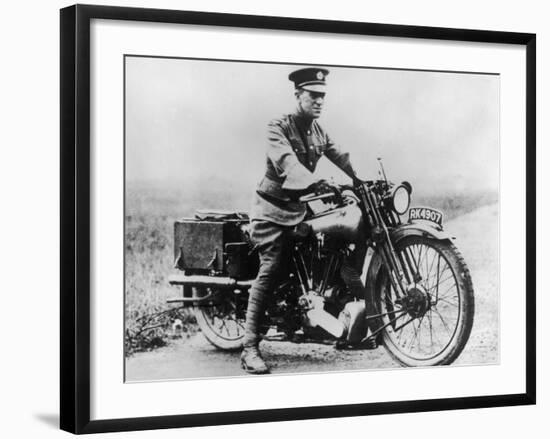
<box><xmin>409</xmin><ymin>207</ymin><xmax>443</xmax><ymax>226</ymax></box>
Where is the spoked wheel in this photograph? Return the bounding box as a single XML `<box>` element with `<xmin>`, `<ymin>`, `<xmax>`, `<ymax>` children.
<box><xmin>371</xmin><ymin>236</ymin><xmax>474</xmax><ymax>366</ymax></box>
<box><xmin>193</xmin><ymin>287</ymin><xmax>246</xmax><ymax>351</ymax></box>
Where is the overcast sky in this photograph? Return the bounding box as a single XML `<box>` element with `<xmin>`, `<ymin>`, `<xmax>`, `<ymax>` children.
<box><xmin>125</xmin><ymin>56</ymin><xmax>499</xmax><ymax>196</ymax></box>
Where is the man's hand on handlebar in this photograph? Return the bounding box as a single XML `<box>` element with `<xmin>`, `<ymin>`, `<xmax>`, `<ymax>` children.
<box><xmin>310</xmin><ymin>179</ymin><xmax>333</xmax><ymax>196</ymax></box>
<box><xmin>286</xmin><ymin>179</ymin><xmax>347</xmax><ymax>204</ymax></box>
<box><xmin>296</xmin><ymin>179</ymin><xmax>343</xmax><ymax>205</ymax></box>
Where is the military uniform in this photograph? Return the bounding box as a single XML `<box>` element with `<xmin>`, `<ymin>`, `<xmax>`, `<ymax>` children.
<box><xmin>240</xmin><ymin>67</ymin><xmax>373</xmax><ymax>374</ymax></box>
<box><xmin>250</xmin><ymin>112</ymin><xmax>355</xmax><ymax>225</ymax></box>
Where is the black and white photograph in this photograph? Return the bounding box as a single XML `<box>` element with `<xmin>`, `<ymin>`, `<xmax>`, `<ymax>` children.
<box><xmin>124</xmin><ymin>56</ymin><xmax>499</xmax><ymax>381</ymax></box>
<box><xmin>53</xmin><ymin>2</ymin><xmax>537</xmax><ymax>436</ymax></box>
<box><xmin>1</xmin><ymin>0</ymin><xmax>545</xmax><ymax>435</ymax></box>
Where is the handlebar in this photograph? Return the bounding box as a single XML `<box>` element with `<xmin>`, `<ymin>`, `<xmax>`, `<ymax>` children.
<box><xmin>298</xmin><ymin>182</ymin><xmax>358</xmax><ymax>204</ymax></box>
<box><xmin>298</xmin><ymin>192</ymin><xmax>337</xmax><ymax>203</ymax></box>
<box><xmin>297</xmin><ymin>179</ymin><xmax>392</xmax><ymax>204</ymax></box>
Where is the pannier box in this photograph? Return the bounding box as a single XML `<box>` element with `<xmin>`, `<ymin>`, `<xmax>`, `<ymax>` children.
<box><xmin>173</xmin><ymin>218</ymin><xmax>248</xmax><ymax>275</ymax></box>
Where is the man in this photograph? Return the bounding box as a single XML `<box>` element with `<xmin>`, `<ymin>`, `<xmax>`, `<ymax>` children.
<box><xmin>241</xmin><ymin>67</ymin><xmax>375</xmax><ymax>374</ymax></box>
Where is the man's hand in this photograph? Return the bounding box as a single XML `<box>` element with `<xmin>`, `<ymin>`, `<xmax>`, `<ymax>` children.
<box><xmin>310</xmin><ymin>179</ymin><xmax>332</xmax><ymax>195</ymax></box>
<box><xmin>286</xmin><ymin>179</ymin><xmax>339</xmax><ymax>202</ymax></box>
<box><xmin>309</xmin><ymin>179</ymin><xmax>343</xmax><ymax>205</ymax></box>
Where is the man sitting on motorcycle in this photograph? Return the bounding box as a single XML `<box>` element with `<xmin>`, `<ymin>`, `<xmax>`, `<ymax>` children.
<box><xmin>242</xmin><ymin>67</ymin><xmax>377</xmax><ymax>374</ymax></box>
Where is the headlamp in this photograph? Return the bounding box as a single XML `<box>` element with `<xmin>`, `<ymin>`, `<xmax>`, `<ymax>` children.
<box><xmin>390</xmin><ymin>182</ymin><xmax>412</xmax><ymax>215</ymax></box>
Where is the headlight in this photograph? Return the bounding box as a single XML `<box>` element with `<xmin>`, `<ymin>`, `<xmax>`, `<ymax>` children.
<box><xmin>391</xmin><ymin>182</ymin><xmax>412</xmax><ymax>214</ymax></box>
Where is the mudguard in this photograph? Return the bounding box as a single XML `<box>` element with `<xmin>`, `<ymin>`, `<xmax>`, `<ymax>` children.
<box><xmin>365</xmin><ymin>221</ymin><xmax>453</xmax><ymax>309</ymax></box>
<box><xmin>390</xmin><ymin>221</ymin><xmax>454</xmax><ymax>243</ymax></box>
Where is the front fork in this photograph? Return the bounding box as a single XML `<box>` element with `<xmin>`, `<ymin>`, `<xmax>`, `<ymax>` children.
<box><xmin>378</xmin><ymin>237</ymin><xmax>425</xmax><ymax>300</ymax></box>
<box><xmin>357</xmin><ymin>185</ymin><xmax>416</xmax><ymax>300</ymax></box>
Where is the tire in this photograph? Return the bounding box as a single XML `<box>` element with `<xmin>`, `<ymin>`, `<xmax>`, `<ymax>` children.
<box><xmin>366</xmin><ymin>235</ymin><xmax>474</xmax><ymax>367</ymax></box>
<box><xmin>192</xmin><ymin>287</ymin><xmax>246</xmax><ymax>351</ymax></box>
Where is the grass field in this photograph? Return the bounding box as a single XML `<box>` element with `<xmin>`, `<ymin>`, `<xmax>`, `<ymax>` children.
<box><xmin>124</xmin><ymin>181</ymin><xmax>498</xmax><ymax>355</ymax></box>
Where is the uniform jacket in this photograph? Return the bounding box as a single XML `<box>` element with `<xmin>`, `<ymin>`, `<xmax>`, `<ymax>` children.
<box><xmin>250</xmin><ymin>112</ymin><xmax>356</xmax><ymax>226</ymax></box>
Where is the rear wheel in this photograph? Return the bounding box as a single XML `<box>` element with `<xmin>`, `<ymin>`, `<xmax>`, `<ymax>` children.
<box><xmin>193</xmin><ymin>287</ymin><xmax>246</xmax><ymax>351</ymax></box>
<box><xmin>368</xmin><ymin>236</ymin><xmax>474</xmax><ymax>366</ymax></box>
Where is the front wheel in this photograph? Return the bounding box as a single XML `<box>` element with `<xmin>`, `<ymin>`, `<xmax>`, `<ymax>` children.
<box><xmin>193</xmin><ymin>287</ymin><xmax>246</xmax><ymax>351</ymax></box>
<box><xmin>367</xmin><ymin>235</ymin><xmax>474</xmax><ymax>367</ymax></box>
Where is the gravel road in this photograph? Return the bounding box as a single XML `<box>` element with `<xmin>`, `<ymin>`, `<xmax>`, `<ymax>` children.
<box><xmin>125</xmin><ymin>203</ymin><xmax>499</xmax><ymax>381</ymax></box>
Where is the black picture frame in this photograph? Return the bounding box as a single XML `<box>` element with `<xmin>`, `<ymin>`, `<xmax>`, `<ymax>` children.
<box><xmin>60</xmin><ymin>4</ymin><xmax>536</xmax><ymax>434</ymax></box>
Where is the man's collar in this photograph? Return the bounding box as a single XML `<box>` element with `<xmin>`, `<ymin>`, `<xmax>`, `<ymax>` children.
<box><xmin>292</xmin><ymin>111</ymin><xmax>314</xmax><ymax>130</ymax></box>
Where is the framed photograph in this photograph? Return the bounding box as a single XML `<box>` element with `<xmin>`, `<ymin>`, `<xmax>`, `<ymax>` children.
<box><xmin>60</xmin><ymin>4</ymin><xmax>536</xmax><ymax>434</ymax></box>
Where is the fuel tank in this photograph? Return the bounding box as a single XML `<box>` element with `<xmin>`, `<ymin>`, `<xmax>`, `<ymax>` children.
<box><xmin>304</xmin><ymin>203</ymin><xmax>364</xmax><ymax>242</ymax></box>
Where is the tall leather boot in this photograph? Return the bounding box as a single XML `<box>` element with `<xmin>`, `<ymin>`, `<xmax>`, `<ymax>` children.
<box><xmin>241</xmin><ymin>289</ymin><xmax>270</xmax><ymax>374</ymax></box>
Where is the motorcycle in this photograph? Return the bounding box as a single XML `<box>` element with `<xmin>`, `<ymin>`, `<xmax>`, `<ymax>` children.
<box><xmin>168</xmin><ymin>161</ymin><xmax>474</xmax><ymax>367</ymax></box>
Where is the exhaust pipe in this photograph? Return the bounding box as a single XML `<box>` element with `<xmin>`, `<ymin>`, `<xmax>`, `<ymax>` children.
<box><xmin>168</xmin><ymin>272</ymin><xmax>253</xmax><ymax>289</ymax></box>
<box><xmin>169</xmin><ymin>275</ymin><xmax>346</xmax><ymax>341</ymax></box>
